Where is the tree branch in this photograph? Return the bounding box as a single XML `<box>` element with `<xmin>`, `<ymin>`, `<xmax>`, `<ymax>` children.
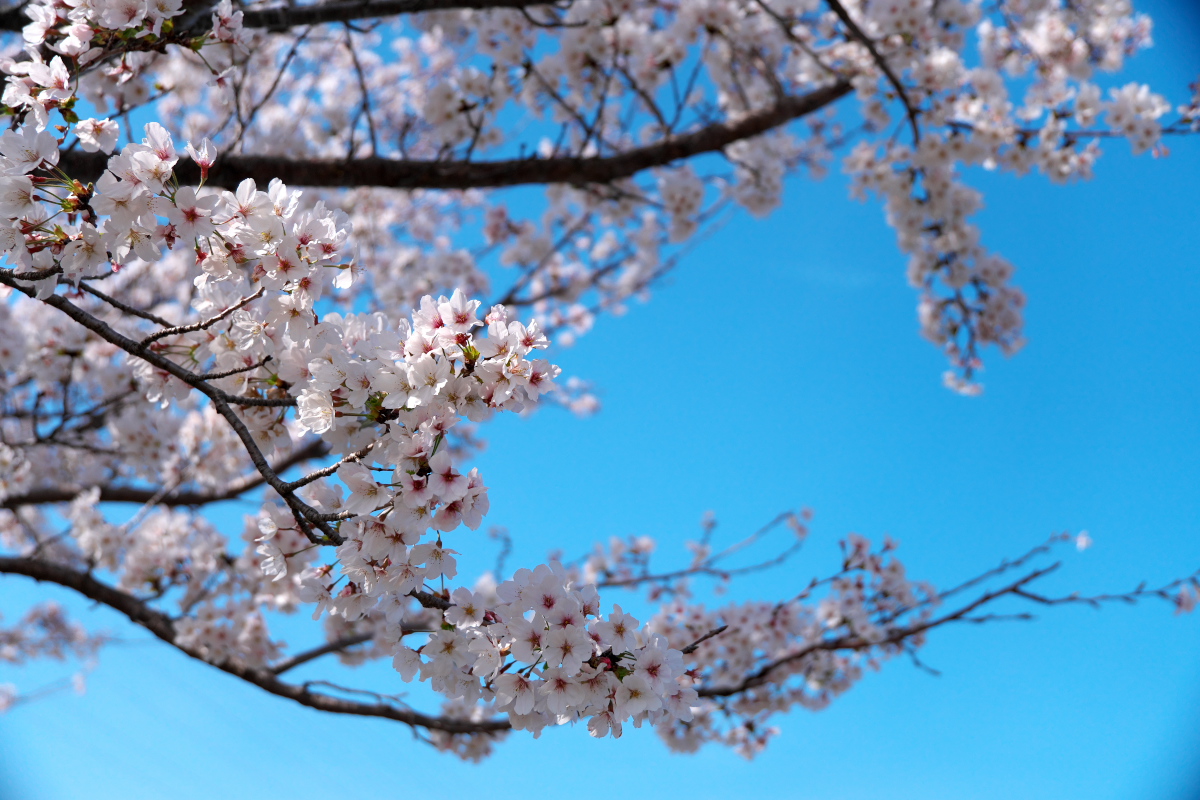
<box><xmin>270</xmin><ymin>632</ymin><xmax>373</xmax><ymax>674</ymax></box>
<box><xmin>825</xmin><ymin>0</ymin><xmax>920</xmax><ymax>143</ymax></box>
<box><xmin>681</xmin><ymin>625</ymin><xmax>727</xmax><ymax>654</ymax></box>
<box><xmin>138</xmin><ymin>288</ymin><xmax>264</xmax><ymax>347</ymax></box>
<box><xmin>697</xmin><ymin>565</ymin><xmax>1062</xmax><ymax>698</ymax></box>
<box><xmin>0</xmin><ymin>555</ymin><xmax>512</xmax><ymax>734</ymax></box>
<box><xmin>0</xmin><ymin>0</ymin><xmax>558</xmax><ymax>34</ymax></box>
<box><xmin>1</xmin><ymin>437</ymin><xmax>329</xmax><ymax>510</ymax></box>
<box><xmin>0</xmin><ymin>274</ymin><xmax>339</xmax><ymax>543</ymax></box>
<box><xmin>238</xmin><ymin>0</ymin><xmax>554</xmax><ymax>32</ymax></box>
<box><xmin>53</xmin><ymin>83</ymin><xmax>851</xmax><ymax>190</ymax></box>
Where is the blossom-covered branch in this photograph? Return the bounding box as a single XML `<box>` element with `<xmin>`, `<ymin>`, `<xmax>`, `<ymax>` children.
<box><xmin>1</xmin><ymin>0</ymin><xmax>1198</xmax><ymax>763</ymax></box>
<box><xmin>2</xmin><ymin>529</ymin><xmax>1193</xmax><ymax>757</ymax></box>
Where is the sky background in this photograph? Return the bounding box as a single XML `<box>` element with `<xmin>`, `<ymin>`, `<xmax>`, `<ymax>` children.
<box><xmin>2</xmin><ymin>1</ymin><xmax>1200</xmax><ymax>797</ymax></box>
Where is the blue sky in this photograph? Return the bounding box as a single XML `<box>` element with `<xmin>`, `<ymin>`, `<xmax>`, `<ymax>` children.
<box><xmin>3</xmin><ymin>1</ymin><xmax>1200</xmax><ymax>797</ymax></box>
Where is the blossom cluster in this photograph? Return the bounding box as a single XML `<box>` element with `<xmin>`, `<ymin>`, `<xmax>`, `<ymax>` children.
<box><xmin>250</xmin><ymin>296</ymin><xmax>562</xmax><ymax>609</ymax></box>
<box><xmin>0</xmin><ymin>601</ymin><xmax>102</xmax><ymax>713</ymax></box>
<box><xmin>400</xmin><ymin>531</ymin><xmax>937</xmax><ymax>758</ymax></box>
<box><xmin>832</xmin><ymin>0</ymin><xmax>1176</xmax><ymax>388</ymax></box>
<box><xmin>0</xmin><ymin>601</ymin><xmax>103</xmax><ymax>666</ymax></box>
<box><xmin>642</xmin><ymin>533</ymin><xmax>935</xmax><ymax>756</ymax></box>
<box><xmin>390</xmin><ymin>564</ymin><xmax>698</xmax><ymax>740</ymax></box>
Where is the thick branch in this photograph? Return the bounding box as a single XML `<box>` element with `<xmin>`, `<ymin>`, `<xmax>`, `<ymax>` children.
<box><xmin>241</xmin><ymin>0</ymin><xmax>551</xmax><ymax>31</ymax></box>
<box><xmin>53</xmin><ymin>83</ymin><xmax>851</xmax><ymax>190</ymax></box>
<box><xmin>0</xmin><ymin>556</ymin><xmax>177</xmax><ymax>639</ymax></box>
<box><xmin>0</xmin><ymin>0</ymin><xmax>553</xmax><ymax>33</ymax></box>
<box><xmin>0</xmin><ymin>5</ymin><xmax>25</xmax><ymax>33</ymax></box>
<box><xmin>0</xmin><ymin>556</ymin><xmax>511</xmax><ymax>734</ymax></box>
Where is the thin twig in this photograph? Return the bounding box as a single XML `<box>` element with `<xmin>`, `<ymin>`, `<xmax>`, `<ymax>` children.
<box><xmin>78</xmin><ymin>282</ymin><xmax>175</xmax><ymax>327</ymax></box>
<box><xmin>681</xmin><ymin>625</ymin><xmax>728</xmax><ymax>654</ymax></box>
<box><xmin>138</xmin><ymin>288</ymin><xmax>265</xmax><ymax>347</ymax></box>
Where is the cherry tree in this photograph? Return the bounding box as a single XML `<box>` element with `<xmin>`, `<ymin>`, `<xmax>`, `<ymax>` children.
<box><xmin>0</xmin><ymin>0</ymin><xmax>1196</xmax><ymax>760</ymax></box>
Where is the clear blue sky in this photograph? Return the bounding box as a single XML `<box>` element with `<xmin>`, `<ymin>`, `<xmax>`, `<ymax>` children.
<box><xmin>3</xmin><ymin>2</ymin><xmax>1200</xmax><ymax>797</ymax></box>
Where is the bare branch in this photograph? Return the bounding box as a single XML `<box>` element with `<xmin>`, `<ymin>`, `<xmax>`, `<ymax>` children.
<box><xmin>77</xmin><ymin>282</ymin><xmax>175</xmax><ymax>327</ymax></box>
<box><xmin>281</xmin><ymin>444</ymin><xmax>374</xmax><ymax>492</ymax></box>
<box><xmin>270</xmin><ymin>632</ymin><xmax>374</xmax><ymax>674</ymax></box>
<box><xmin>0</xmin><ymin>0</ymin><xmax>560</xmax><ymax>34</ymax></box>
<box><xmin>52</xmin><ymin>83</ymin><xmax>852</xmax><ymax>190</ymax></box>
<box><xmin>239</xmin><ymin>0</ymin><xmax>556</xmax><ymax>32</ymax></box>
<box><xmin>698</xmin><ymin>565</ymin><xmax>1064</xmax><ymax>698</ymax></box>
<box><xmin>194</xmin><ymin>356</ymin><xmax>273</xmax><ymax>381</ymax></box>
<box><xmin>681</xmin><ymin>625</ymin><xmax>728</xmax><ymax>655</ymax></box>
<box><xmin>597</xmin><ymin>512</ymin><xmax>804</xmax><ymax>590</ymax></box>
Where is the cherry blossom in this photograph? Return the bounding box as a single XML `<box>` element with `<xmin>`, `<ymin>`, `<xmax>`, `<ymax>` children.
<box><xmin>0</xmin><ymin>0</ymin><xmax>1195</xmax><ymax>762</ymax></box>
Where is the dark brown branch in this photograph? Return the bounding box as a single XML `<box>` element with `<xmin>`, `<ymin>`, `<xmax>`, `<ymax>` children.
<box><xmin>52</xmin><ymin>83</ymin><xmax>851</xmax><ymax>190</ymax></box>
<box><xmin>698</xmin><ymin>565</ymin><xmax>1061</xmax><ymax>698</ymax></box>
<box><xmin>271</xmin><ymin>632</ymin><xmax>373</xmax><ymax>674</ymax></box>
<box><xmin>597</xmin><ymin>511</ymin><xmax>803</xmax><ymax>589</ymax></box>
<box><xmin>0</xmin><ymin>556</ymin><xmax>177</xmax><ymax>639</ymax></box>
<box><xmin>1</xmin><ymin>276</ymin><xmax>290</xmax><ymax>408</ymax></box>
<box><xmin>1</xmin><ymin>437</ymin><xmax>329</xmax><ymax>510</ymax></box>
<box><xmin>0</xmin><ymin>551</ymin><xmax>1040</xmax><ymax>729</ymax></box>
<box><xmin>194</xmin><ymin>355</ymin><xmax>272</xmax><ymax>381</ymax></box>
<box><xmin>0</xmin><ymin>273</ymin><xmax>337</xmax><ymax>543</ymax></box>
<box><xmin>77</xmin><ymin>282</ymin><xmax>175</xmax><ymax>328</ymax></box>
<box><xmin>825</xmin><ymin>0</ymin><xmax>920</xmax><ymax>143</ymax></box>
<box><xmin>138</xmin><ymin>287</ymin><xmax>264</xmax><ymax>347</ymax></box>
<box><xmin>1</xmin><ymin>263</ymin><xmax>62</xmax><ymax>281</ymax></box>
<box><xmin>681</xmin><ymin>625</ymin><xmax>728</xmax><ymax>654</ymax></box>
<box><xmin>241</xmin><ymin>0</ymin><xmax>553</xmax><ymax>32</ymax></box>
<box><xmin>0</xmin><ymin>555</ymin><xmax>511</xmax><ymax>734</ymax></box>
<box><xmin>280</xmin><ymin>444</ymin><xmax>373</xmax><ymax>492</ymax></box>
<box><xmin>0</xmin><ymin>0</ymin><xmax>555</xmax><ymax>34</ymax></box>
<box><xmin>700</xmin><ymin>558</ymin><xmax>1198</xmax><ymax>700</ymax></box>
<box><xmin>410</xmin><ymin>588</ymin><xmax>451</xmax><ymax>610</ymax></box>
